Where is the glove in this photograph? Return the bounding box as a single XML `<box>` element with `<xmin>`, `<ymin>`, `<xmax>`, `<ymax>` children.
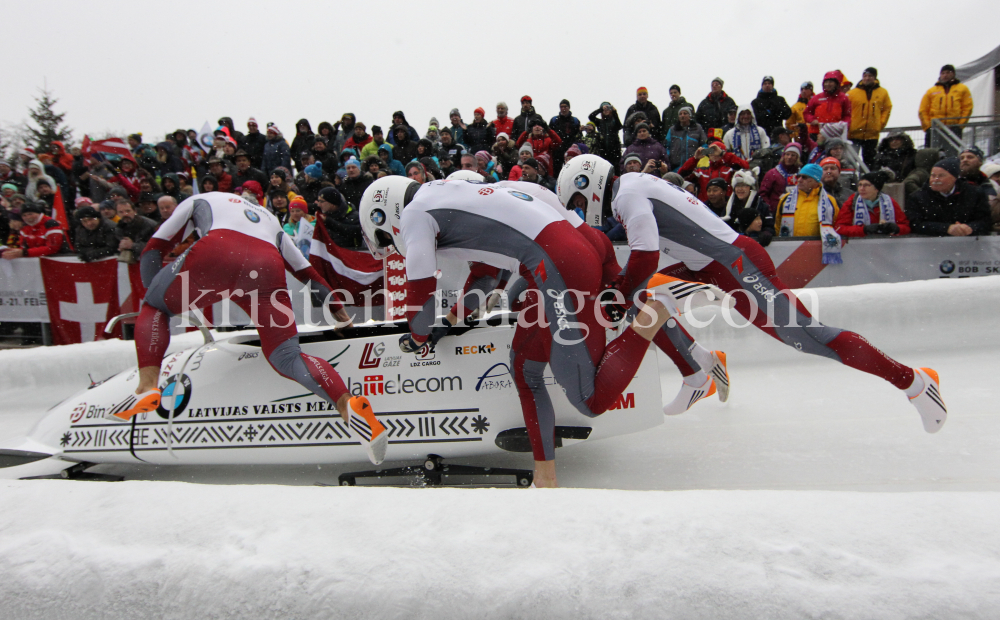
<box><xmin>862</xmin><ymin>224</ymin><xmax>882</xmax><ymax>235</ymax></box>
<box><xmin>399</xmin><ymin>333</ymin><xmax>423</xmax><ymax>354</ymax></box>
<box><xmin>598</xmin><ymin>287</ymin><xmax>628</xmax><ymax>323</ymax></box>
<box><xmin>484</xmin><ymin>290</ymin><xmax>502</xmax><ymax>314</ymax></box>
<box><xmin>878</xmin><ymin>223</ymin><xmax>900</xmax><ymax>235</ymax></box>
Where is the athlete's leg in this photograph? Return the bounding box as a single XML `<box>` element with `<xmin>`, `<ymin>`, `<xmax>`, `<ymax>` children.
<box><xmin>708</xmin><ymin>236</ymin><xmax>915</xmax><ymax>389</ymax></box>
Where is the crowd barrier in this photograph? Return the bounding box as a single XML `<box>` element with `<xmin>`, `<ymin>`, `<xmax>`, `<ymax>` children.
<box><xmin>2</xmin><ymin>235</ymin><xmax>999</xmax><ymax>345</ymax></box>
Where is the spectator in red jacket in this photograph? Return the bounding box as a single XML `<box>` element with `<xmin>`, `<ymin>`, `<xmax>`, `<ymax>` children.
<box><xmin>515</xmin><ymin>119</ymin><xmax>562</xmax><ymax>174</ymax></box>
<box><xmin>804</xmin><ymin>71</ymin><xmax>852</xmax><ymax>140</ymax></box>
<box><xmin>343</xmin><ymin>122</ymin><xmax>373</xmax><ymax>153</ymax></box>
<box><xmin>490</xmin><ymin>102</ymin><xmax>514</xmax><ymax>140</ymax></box>
<box><xmin>207</xmin><ymin>159</ymin><xmax>234</xmax><ymax>193</ymax></box>
<box><xmin>111</xmin><ymin>158</ymin><xmax>140</xmax><ymax>202</ymax></box>
<box><xmin>1</xmin><ymin>201</ymin><xmax>66</xmax><ymax>259</ymax></box>
<box><xmin>678</xmin><ymin>141</ymin><xmax>748</xmax><ymax>202</ymax></box>
<box><xmin>835</xmin><ymin>170</ymin><xmax>910</xmax><ymax>237</ymax></box>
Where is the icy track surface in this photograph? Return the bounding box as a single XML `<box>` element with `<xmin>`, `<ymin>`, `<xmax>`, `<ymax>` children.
<box><xmin>1</xmin><ymin>277</ymin><xmax>999</xmax><ymax>618</ymax></box>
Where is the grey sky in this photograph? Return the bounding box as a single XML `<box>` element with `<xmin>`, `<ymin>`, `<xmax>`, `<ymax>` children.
<box><xmin>2</xmin><ymin>0</ymin><xmax>997</xmax><ymax>146</ymax></box>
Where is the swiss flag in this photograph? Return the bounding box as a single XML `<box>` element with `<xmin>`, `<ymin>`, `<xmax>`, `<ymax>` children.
<box><xmin>39</xmin><ymin>257</ymin><xmax>121</xmax><ymax>345</ymax></box>
<box><xmin>309</xmin><ymin>220</ymin><xmax>385</xmax><ymax>306</ymax></box>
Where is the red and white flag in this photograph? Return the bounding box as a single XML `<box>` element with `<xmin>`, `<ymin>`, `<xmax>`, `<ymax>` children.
<box><xmin>39</xmin><ymin>257</ymin><xmax>121</xmax><ymax>345</ymax></box>
<box><xmin>309</xmin><ymin>220</ymin><xmax>385</xmax><ymax>306</ymax></box>
<box><xmin>81</xmin><ymin>135</ymin><xmax>136</xmax><ymax>164</ymax></box>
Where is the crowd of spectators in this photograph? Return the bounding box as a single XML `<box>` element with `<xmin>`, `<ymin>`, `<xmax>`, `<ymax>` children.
<box><xmin>0</xmin><ymin>63</ymin><xmax>997</xmax><ymax>274</ymax></box>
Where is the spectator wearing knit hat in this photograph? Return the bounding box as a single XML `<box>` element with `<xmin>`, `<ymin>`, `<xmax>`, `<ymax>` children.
<box><xmin>727</xmin><ymin>169</ymin><xmax>773</xmax><ymax>246</ymax></box>
<box><xmin>819</xmin><ymin>156</ymin><xmax>853</xmax><ymax>207</ymax></box>
<box><xmin>626</xmin><ymin>87</ymin><xmax>663</xmax><ymax>143</ymax></box>
<box><xmin>835</xmin><ymin>170</ymin><xmax>910</xmax><ymax>237</ymax></box>
<box><xmin>696</xmin><ymin>77</ymin><xmax>738</xmax><ymax>136</ymax></box>
<box><xmin>262</xmin><ymin>125</ymin><xmax>291</xmax><ymax>176</ymax></box>
<box><xmin>359</xmin><ymin>125</ymin><xmax>385</xmax><ymax>161</ymax></box>
<box><xmin>661</xmin><ymin>85</ymin><xmax>690</xmax><ymax>134</ymax></box>
<box><xmin>447</xmin><ymin>109</ymin><xmax>467</xmax><ymax>147</ymax></box>
<box><xmin>549</xmin><ymin>99</ymin><xmax>581</xmax><ymax>171</ymax></box>
<box><xmin>751</xmin><ymin>76</ymin><xmax>792</xmax><ymax>136</ymax></box>
<box><xmin>464</xmin><ymin>107</ymin><xmax>496</xmax><ymax>154</ymax></box>
<box><xmin>775</xmin><ymin>163</ymin><xmax>841</xmax><ymax>237</ymax></box>
<box><xmin>664</xmin><ymin>105</ymin><xmax>707</xmax><ymax>171</ymax></box>
<box><xmin>620</xmin><ymin>123</ymin><xmax>667</xmax><ymax>171</ymax></box>
<box><xmin>515</xmin><ymin>119</ymin><xmax>562</xmax><ymax>176</ymax></box>
<box><xmin>511</xmin><ymin>96</ymin><xmax>544</xmax><ymax>144</ymax></box>
<box><xmin>760</xmin><ymin>142</ymin><xmax>803</xmax><ymax>210</ymax></box>
<box><xmin>74</xmin><ymin>205</ymin><xmax>118</xmax><ymax>262</ymax></box>
<box><xmin>491</xmin><ymin>133</ymin><xmax>519</xmax><ymax>180</ymax></box>
<box><xmin>704</xmin><ymin>177</ymin><xmax>730</xmax><ymax>217</ymax></box>
<box><xmin>519</xmin><ymin>158</ymin><xmax>556</xmax><ymax>191</ymax></box>
<box><xmin>958</xmin><ymin>146</ymin><xmax>988</xmax><ymax>187</ymax></box>
<box><xmin>315</xmin><ymin>186</ymin><xmax>362</xmax><ymax>249</ymax></box>
<box><xmin>343</xmin><ymin>122</ymin><xmax>373</xmax><ymax>154</ymax></box>
<box><xmin>341</xmin><ymin>158</ymin><xmax>373</xmax><ymax>209</ymax></box>
<box><xmin>2</xmin><ymin>200</ymin><xmax>68</xmax><ymax>259</ymax></box>
<box><xmin>905</xmin><ymin>157</ymin><xmax>991</xmax><ymax>236</ymax></box>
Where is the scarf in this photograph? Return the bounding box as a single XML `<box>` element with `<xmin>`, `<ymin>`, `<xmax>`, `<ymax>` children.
<box><xmin>851</xmin><ymin>192</ymin><xmax>895</xmax><ymax>227</ymax></box>
<box><xmin>732</xmin><ymin>125</ymin><xmax>762</xmax><ymax>159</ymax></box>
<box><xmin>774</xmin><ymin>163</ymin><xmax>798</xmax><ymax>187</ymax></box>
<box><xmin>781</xmin><ymin>186</ymin><xmax>842</xmax><ymax>264</ymax></box>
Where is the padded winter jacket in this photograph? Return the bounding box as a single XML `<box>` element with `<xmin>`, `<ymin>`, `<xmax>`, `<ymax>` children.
<box><xmin>848</xmin><ymin>82</ymin><xmax>892</xmax><ymax>141</ymax></box>
<box><xmin>918</xmin><ymin>80</ymin><xmax>974</xmax><ymax>131</ymax></box>
<box><xmin>905</xmin><ymin>180</ymin><xmax>991</xmax><ymax>236</ymax></box>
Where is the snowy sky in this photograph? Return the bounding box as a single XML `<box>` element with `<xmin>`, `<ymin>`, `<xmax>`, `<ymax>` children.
<box><xmin>2</xmin><ymin>0</ymin><xmax>997</xmax><ymax>145</ymax></box>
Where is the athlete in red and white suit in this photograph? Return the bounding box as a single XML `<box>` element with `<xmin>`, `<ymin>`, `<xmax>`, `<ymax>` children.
<box><xmin>566</xmin><ymin>161</ymin><xmax>945</xmax><ymax>434</ymax></box>
<box><xmin>115</xmin><ymin>192</ymin><xmax>388</xmax><ymax>463</ymax></box>
<box><xmin>360</xmin><ymin>178</ymin><xmax>677</xmax><ymax>487</ymax></box>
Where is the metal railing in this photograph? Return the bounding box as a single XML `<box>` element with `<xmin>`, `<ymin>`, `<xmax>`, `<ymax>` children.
<box><xmin>879</xmin><ymin>115</ymin><xmax>999</xmax><ymax>157</ymax></box>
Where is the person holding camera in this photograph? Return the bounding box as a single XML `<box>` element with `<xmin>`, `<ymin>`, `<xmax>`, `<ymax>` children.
<box><xmin>619</xmin><ymin>123</ymin><xmax>667</xmax><ymax>172</ymax></box>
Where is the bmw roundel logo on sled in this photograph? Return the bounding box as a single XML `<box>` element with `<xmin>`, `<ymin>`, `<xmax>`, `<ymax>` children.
<box><xmin>157</xmin><ymin>374</ymin><xmax>193</xmax><ymax>419</ymax></box>
<box><xmin>939</xmin><ymin>260</ymin><xmax>956</xmax><ymax>274</ymax></box>
<box><xmin>574</xmin><ymin>174</ymin><xmax>589</xmax><ymax>189</ymax></box>
<box><xmin>370</xmin><ymin>208</ymin><xmax>386</xmax><ymax>226</ymax></box>
<box><xmin>244</xmin><ymin>209</ymin><xmax>261</xmax><ymax>223</ymax></box>
<box><xmin>507</xmin><ymin>190</ymin><xmax>534</xmax><ymax>202</ymax></box>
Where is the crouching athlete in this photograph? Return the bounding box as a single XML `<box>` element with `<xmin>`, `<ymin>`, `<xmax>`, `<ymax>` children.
<box><xmin>557</xmin><ymin>155</ymin><xmax>948</xmax><ymax>433</ymax></box>
<box><xmin>359</xmin><ymin>177</ymin><xmax>720</xmax><ymax>487</ymax></box>
<box><xmin>105</xmin><ymin>192</ymin><xmax>389</xmax><ymax>465</ymax></box>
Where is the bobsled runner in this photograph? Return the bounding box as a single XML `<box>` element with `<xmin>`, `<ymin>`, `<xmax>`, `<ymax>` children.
<box><xmin>0</xmin><ymin>312</ymin><xmax>663</xmax><ymax>483</ymax></box>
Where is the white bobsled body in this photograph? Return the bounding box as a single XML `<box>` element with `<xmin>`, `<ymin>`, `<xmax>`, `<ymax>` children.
<box><xmin>4</xmin><ymin>317</ymin><xmax>663</xmax><ymax>474</ymax></box>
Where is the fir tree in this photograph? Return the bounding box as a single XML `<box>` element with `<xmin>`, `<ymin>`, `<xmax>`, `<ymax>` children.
<box><xmin>26</xmin><ymin>86</ymin><xmax>72</xmax><ymax>152</ymax></box>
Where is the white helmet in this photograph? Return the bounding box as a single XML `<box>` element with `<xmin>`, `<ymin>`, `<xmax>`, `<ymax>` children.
<box><xmin>556</xmin><ymin>154</ymin><xmax>615</xmax><ymax>227</ymax></box>
<box><xmin>359</xmin><ymin>176</ymin><xmax>420</xmax><ymax>258</ymax></box>
<box><xmin>446</xmin><ymin>170</ymin><xmax>485</xmax><ymax>182</ymax></box>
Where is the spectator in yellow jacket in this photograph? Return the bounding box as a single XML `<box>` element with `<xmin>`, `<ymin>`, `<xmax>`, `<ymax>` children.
<box><xmin>786</xmin><ymin>81</ymin><xmax>815</xmax><ymax>141</ymax></box>
<box><xmin>776</xmin><ymin>163</ymin><xmax>840</xmax><ymax>237</ymax></box>
<box><xmin>918</xmin><ymin>64</ymin><xmax>973</xmax><ymax>147</ymax></box>
<box><xmin>848</xmin><ymin>68</ymin><xmax>892</xmax><ymax>166</ymax></box>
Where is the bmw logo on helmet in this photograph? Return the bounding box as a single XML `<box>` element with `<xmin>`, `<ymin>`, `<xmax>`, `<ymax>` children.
<box><xmin>574</xmin><ymin>174</ymin><xmax>590</xmax><ymax>190</ymax></box>
<box><xmin>243</xmin><ymin>209</ymin><xmax>261</xmax><ymax>223</ymax></box>
<box><xmin>507</xmin><ymin>190</ymin><xmax>534</xmax><ymax>202</ymax></box>
<box><xmin>370</xmin><ymin>208</ymin><xmax>386</xmax><ymax>226</ymax></box>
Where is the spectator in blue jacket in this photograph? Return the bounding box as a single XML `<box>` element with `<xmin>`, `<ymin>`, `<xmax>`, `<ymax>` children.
<box><xmin>262</xmin><ymin>125</ymin><xmax>291</xmax><ymax>175</ymax></box>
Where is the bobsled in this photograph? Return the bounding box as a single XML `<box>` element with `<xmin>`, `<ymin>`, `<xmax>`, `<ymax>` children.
<box><xmin>0</xmin><ymin>313</ymin><xmax>663</xmax><ymax>484</ymax></box>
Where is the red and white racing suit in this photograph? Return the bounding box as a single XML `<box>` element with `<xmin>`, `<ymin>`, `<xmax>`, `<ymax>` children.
<box><xmin>613</xmin><ymin>172</ymin><xmax>914</xmax><ymax>390</ymax></box>
<box><xmin>400</xmin><ymin>180</ymin><xmax>647</xmax><ymax>461</ymax></box>
<box><xmin>137</xmin><ymin>192</ymin><xmax>350</xmax><ymax>409</ymax></box>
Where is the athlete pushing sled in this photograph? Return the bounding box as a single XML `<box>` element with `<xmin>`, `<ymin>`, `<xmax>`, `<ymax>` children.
<box><xmin>556</xmin><ymin>155</ymin><xmax>948</xmax><ymax>433</ymax></box>
<box><xmin>104</xmin><ymin>192</ymin><xmax>389</xmax><ymax>465</ymax></box>
<box><xmin>358</xmin><ymin>177</ymin><xmax>725</xmax><ymax>487</ymax></box>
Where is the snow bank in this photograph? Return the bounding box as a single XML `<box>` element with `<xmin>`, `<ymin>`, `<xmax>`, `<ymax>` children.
<box><xmin>1</xmin><ymin>481</ymin><xmax>998</xmax><ymax>620</ymax></box>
